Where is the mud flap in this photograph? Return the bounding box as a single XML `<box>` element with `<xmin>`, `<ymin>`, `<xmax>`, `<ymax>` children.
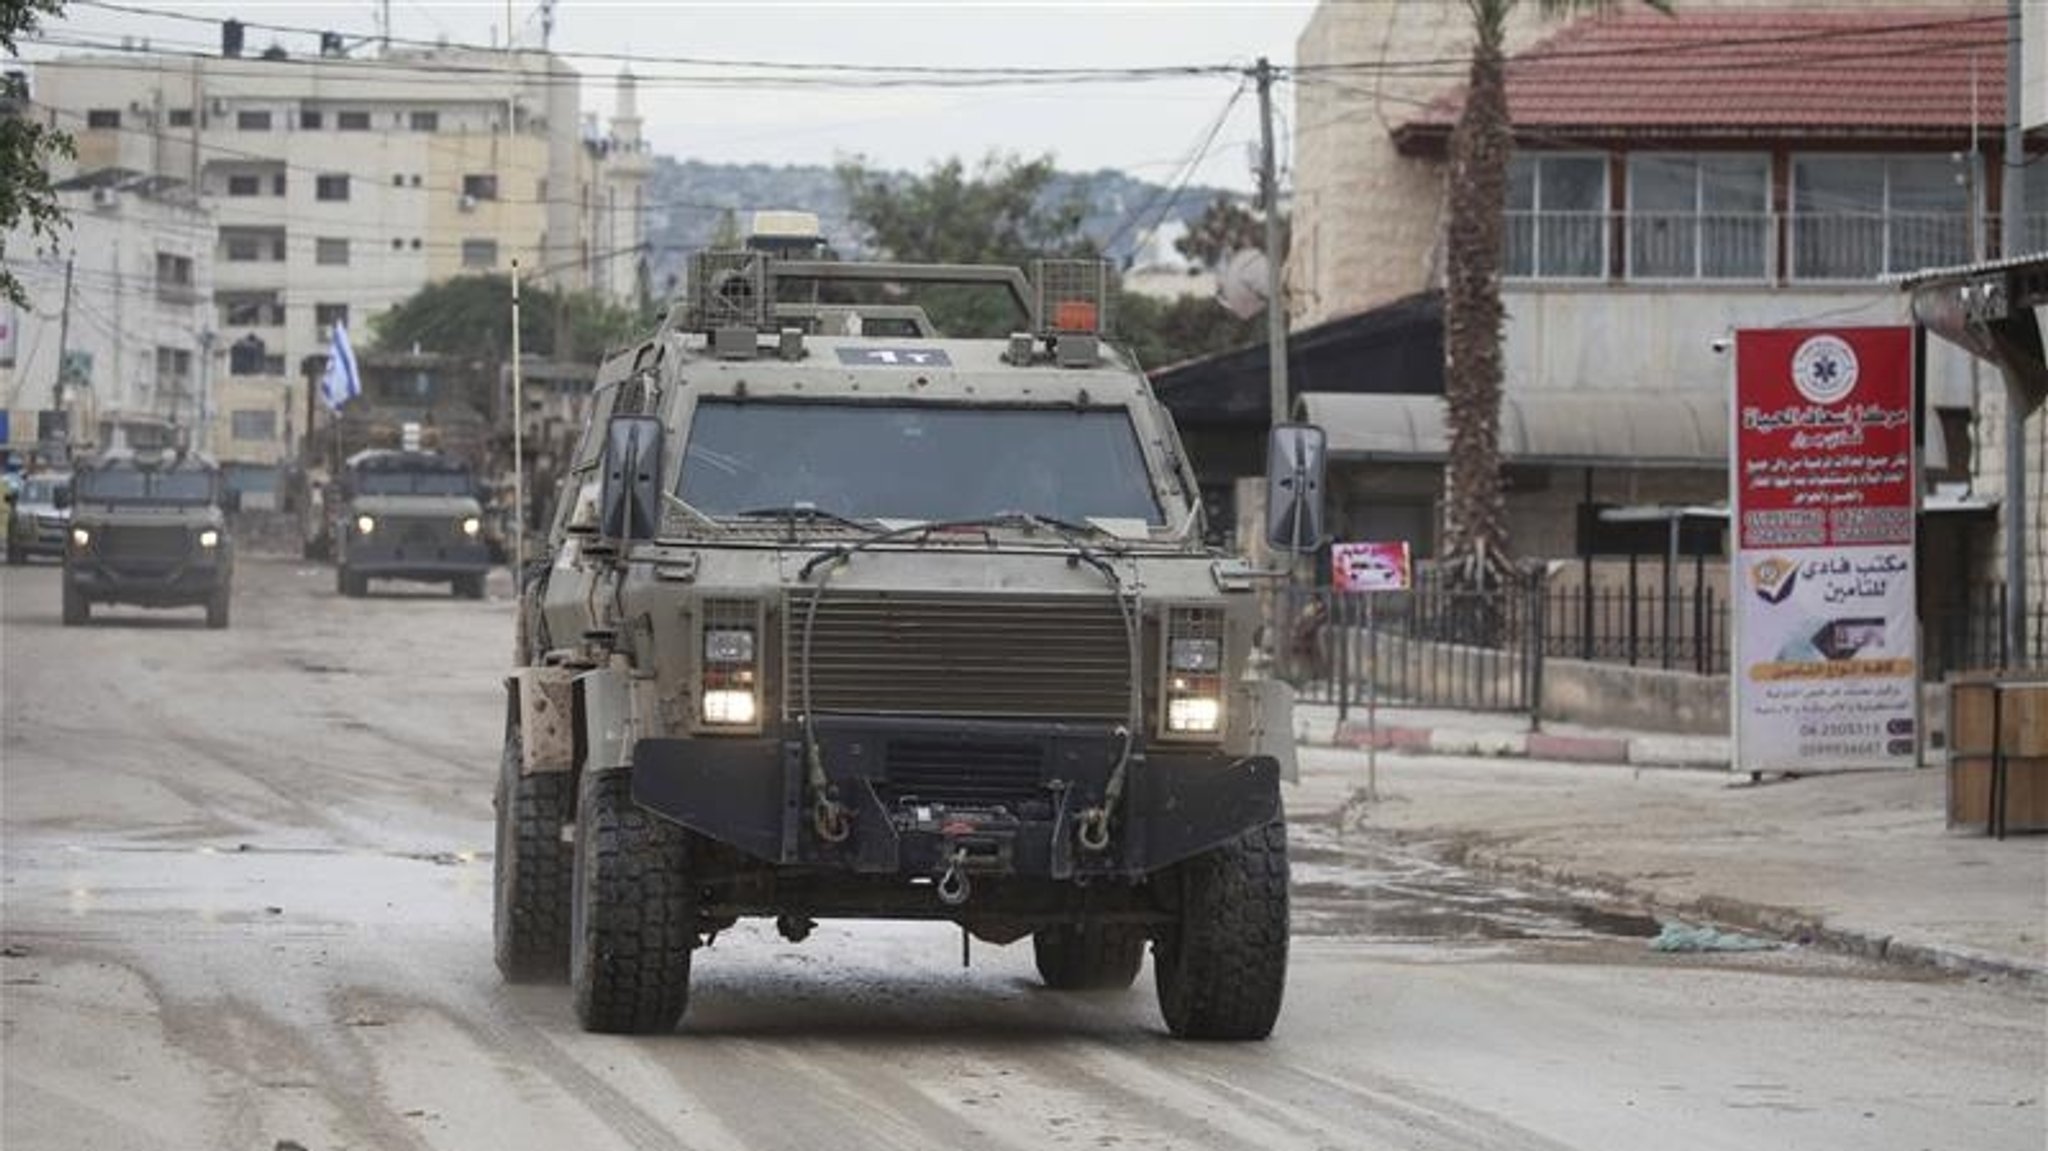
<box><xmin>1248</xmin><ymin>678</ymin><xmax>1299</xmax><ymax>783</ymax></box>
<box><xmin>1127</xmin><ymin>754</ymin><xmax>1281</xmax><ymax>872</ymax></box>
<box><xmin>631</xmin><ymin>737</ymin><xmax>795</xmax><ymax>863</ymax></box>
<box><xmin>508</xmin><ymin>667</ymin><xmax>576</xmax><ymax>775</ymax></box>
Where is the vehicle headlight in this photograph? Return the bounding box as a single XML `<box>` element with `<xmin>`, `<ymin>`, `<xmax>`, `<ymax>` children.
<box><xmin>1162</xmin><ymin>608</ymin><xmax>1224</xmax><ymax>737</ymax></box>
<box><xmin>198</xmin><ymin>528</ymin><xmax>221</xmax><ymax>549</ymax></box>
<box><xmin>462</xmin><ymin>516</ymin><xmax>481</xmax><ymax>536</ymax></box>
<box><xmin>355</xmin><ymin>514</ymin><xmax>376</xmax><ymax>535</ymax></box>
<box><xmin>699</xmin><ymin>607</ymin><xmax>759</xmax><ymax>729</ymax></box>
<box><xmin>70</xmin><ymin>527</ymin><xmax>91</xmax><ymax>548</ymax></box>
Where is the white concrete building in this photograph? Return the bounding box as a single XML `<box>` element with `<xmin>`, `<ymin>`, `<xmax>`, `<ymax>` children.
<box><xmin>1</xmin><ymin>171</ymin><xmax>213</xmax><ymax>459</ymax></box>
<box><xmin>22</xmin><ymin>40</ymin><xmax>650</xmax><ymax>449</ymax></box>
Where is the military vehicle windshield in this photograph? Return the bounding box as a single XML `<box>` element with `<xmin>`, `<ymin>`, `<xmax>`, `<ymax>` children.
<box><xmin>76</xmin><ymin>467</ymin><xmax>214</xmax><ymax>505</ymax></box>
<box><xmin>354</xmin><ymin>468</ymin><xmax>474</xmax><ymax>497</ymax></box>
<box><xmin>20</xmin><ymin>476</ymin><xmax>68</xmax><ymax>503</ymax></box>
<box><xmin>679</xmin><ymin>399</ymin><xmax>1163</xmax><ymax>525</ymax></box>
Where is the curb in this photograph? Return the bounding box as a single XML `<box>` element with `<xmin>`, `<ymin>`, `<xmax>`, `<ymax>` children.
<box><xmin>1429</xmin><ymin>836</ymin><xmax>2047</xmax><ymax>988</ymax></box>
<box><xmin>1334</xmin><ymin>719</ymin><xmax>1730</xmax><ymax>771</ymax></box>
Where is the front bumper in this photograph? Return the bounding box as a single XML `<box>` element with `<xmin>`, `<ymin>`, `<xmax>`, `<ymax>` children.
<box><xmin>631</xmin><ymin>715</ymin><xmax>1279</xmax><ymax>881</ymax></box>
<box><xmin>68</xmin><ymin>557</ymin><xmax>227</xmax><ymax>605</ymax></box>
<box><xmin>344</xmin><ymin>539</ymin><xmax>491</xmax><ymax>580</ymax></box>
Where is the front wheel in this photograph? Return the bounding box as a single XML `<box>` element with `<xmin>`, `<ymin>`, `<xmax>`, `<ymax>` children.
<box><xmin>454</xmin><ymin>573</ymin><xmax>486</xmax><ymax>600</ymax></box>
<box><xmin>205</xmin><ymin>584</ymin><xmax>231</xmax><ymax>629</ymax></box>
<box><xmin>61</xmin><ymin>579</ymin><xmax>88</xmax><ymax>626</ymax></box>
<box><xmin>494</xmin><ymin>720</ymin><xmax>575</xmax><ymax>982</ymax></box>
<box><xmin>571</xmin><ymin>767</ymin><xmax>694</xmax><ymax>1034</ymax></box>
<box><xmin>1153</xmin><ymin>819</ymin><xmax>1290</xmax><ymax>1040</ymax></box>
<box><xmin>1033</xmin><ymin>922</ymin><xmax>1146</xmax><ymax>991</ymax></box>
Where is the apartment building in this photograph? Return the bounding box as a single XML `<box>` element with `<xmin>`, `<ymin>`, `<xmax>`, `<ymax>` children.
<box><xmin>18</xmin><ymin>37</ymin><xmax>649</xmax><ymax>456</ymax></box>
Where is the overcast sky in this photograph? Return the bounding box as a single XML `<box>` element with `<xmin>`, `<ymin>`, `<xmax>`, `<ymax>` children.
<box><xmin>28</xmin><ymin>1</ymin><xmax>1318</xmax><ymax>192</ymax></box>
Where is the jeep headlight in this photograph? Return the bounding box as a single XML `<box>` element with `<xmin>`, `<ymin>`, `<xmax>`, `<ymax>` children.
<box><xmin>700</xmin><ymin>618</ymin><xmax>759</xmax><ymax>729</ymax></box>
<box><xmin>70</xmin><ymin>527</ymin><xmax>91</xmax><ymax>548</ymax></box>
<box><xmin>355</xmin><ymin>514</ymin><xmax>376</xmax><ymax>535</ymax></box>
<box><xmin>1162</xmin><ymin>609</ymin><xmax>1223</xmax><ymax>737</ymax></box>
<box><xmin>461</xmin><ymin>516</ymin><xmax>481</xmax><ymax>537</ymax></box>
<box><xmin>198</xmin><ymin>528</ymin><xmax>221</xmax><ymax>549</ymax></box>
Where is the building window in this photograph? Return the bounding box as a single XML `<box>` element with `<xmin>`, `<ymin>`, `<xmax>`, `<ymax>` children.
<box><xmin>156</xmin><ymin>347</ymin><xmax>193</xmax><ymax>379</ymax></box>
<box><xmin>409</xmin><ymin>174</ymin><xmax>423</xmax><ymax>187</ymax></box>
<box><xmin>1792</xmin><ymin>154</ymin><xmax>1972</xmax><ymax>280</ymax></box>
<box><xmin>155</xmin><ymin>252</ymin><xmax>193</xmax><ymax>286</ymax></box>
<box><xmin>86</xmin><ymin>108</ymin><xmax>120</xmax><ymax>129</ymax></box>
<box><xmin>337</xmin><ymin>110</ymin><xmax>371</xmax><ymax>131</ymax></box>
<box><xmin>273</xmin><ymin>173</ymin><xmax>287</xmax><ymax>196</ymax></box>
<box><xmin>2026</xmin><ymin>168</ymin><xmax>2048</xmax><ymax>254</ymax></box>
<box><xmin>237</xmin><ymin>109</ymin><xmax>272</xmax><ymax>130</ymax></box>
<box><xmin>461</xmin><ymin>239</ymin><xmax>498</xmax><ymax>268</ymax></box>
<box><xmin>392</xmin><ymin>173</ymin><xmax>404</xmax><ymax>187</ymax></box>
<box><xmin>222</xmin><ymin>233</ymin><xmax>270</xmax><ymax>262</ymax></box>
<box><xmin>226</xmin><ymin>174</ymin><xmax>261</xmax><ymax>197</ymax></box>
<box><xmin>409</xmin><ymin>110</ymin><xmax>439</xmax><ymax>132</ymax></box>
<box><xmin>391</xmin><ymin>237</ymin><xmax>404</xmax><ymax>250</ymax></box>
<box><xmin>220</xmin><ymin>293</ymin><xmax>285</xmax><ymax>326</ymax></box>
<box><xmin>229</xmin><ymin>335</ymin><xmax>268</xmax><ymax>376</ymax></box>
<box><xmin>1506</xmin><ymin>153</ymin><xmax>1608</xmax><ymax>279</ymax></box>
<box><xmin>300</xmin><ymin>108</ymin><xmax>323</xmax><ymax>130</ymax></box>
<box><xmin>1627</xmin><ymin>154</ymin><xmax>1770</xmax><ymax>280</ymax></box>
<box><xmin>462</xmin><ymin>173</ymin><xmax>499</xmax><ymax>202</ymax></box>
<box><xmin>315</xmin><ymin>174</ymin><xmax>350</xmax><ymax>202</ymax></box>
<box><xmin>168</xmin><ymin>108</ymin><xmax>193</xmax><ymax>127</ymax></box>
<box><xmin>231</xmin><ymin>410</ymin><xmax>278</xmax><ymax>441</ymax></box>
<box><xmin>410</xmin><ymin>238</ymin><xmax>422</xmax><ymax>250</ymax></box>
<box><xmin>315</xmin><ymin>238</ymin><xmax>350</xmax><ymax>266</ymax></box>
<box><xmin>314</xmin><ymin>303</ymin><xmax>349</xmax><ymax>332</ymax></box>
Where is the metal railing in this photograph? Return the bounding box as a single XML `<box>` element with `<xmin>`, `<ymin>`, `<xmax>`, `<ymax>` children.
<box><xmin>1505</xmin><ymin>210</ymin><xmax>2002</xmax><ymax>283</ymax></box>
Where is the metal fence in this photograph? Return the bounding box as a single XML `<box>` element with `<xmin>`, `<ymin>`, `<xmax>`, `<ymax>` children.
<box><xmin>1923</xmin><ymin>587</ymin><xmax>2048</xmax><ymax>678</ymax></box>
<box><xmin>1542</xmin><ymin>583</ymin><xmax>1729</xmax><ymax>676</ymax></box>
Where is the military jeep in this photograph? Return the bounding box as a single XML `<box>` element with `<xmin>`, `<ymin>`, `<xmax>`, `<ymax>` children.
<box><xmin>496</xmin><ymin>252</ymin><xmax>1323</xmax><ymax>1040</ymax></box>
<box><xmin>63</xmin><ymin>450</ymin><xmax>234</xmax><ymax>628</ymax></box>
<box><xmin>332</xmin><ymin>449</ymin><xmax>492</xmax><ymax>599</ymax></box>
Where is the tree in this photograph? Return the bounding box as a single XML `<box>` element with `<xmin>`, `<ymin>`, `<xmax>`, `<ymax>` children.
<box><xmin>1115</xmin><ymin>292</ymin><xmax>1264</xmax><ymax>372</ymax></box>
<box><xmin>0</xmin><ymin>0</ymin><xmax>75</xmax><ymax>308</ymax></box>
<box><xmin>1440</xmin><ymin>0</ymin><xmax>1668</xmax><ymax>595</ymax></box>
<box><xmin>1174</xmin><ymin>196</ymin><xmax>1288</xmax><ymax>270</ymax></box>
<box><xmin>371</xmin><ymin>275</ymin><xmax>649</xmax><ymax>364</ymax></box>
<box><xmin>836</xmin><ymin>152</ymin><xmax>1094</xmax><ymax>337</ymax></box>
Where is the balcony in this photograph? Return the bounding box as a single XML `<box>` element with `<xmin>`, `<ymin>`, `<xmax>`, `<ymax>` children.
<box><xmin>1505</xmin><ymin>211</ymin><xmax>2036</xmax><ymax>285</ymax></box>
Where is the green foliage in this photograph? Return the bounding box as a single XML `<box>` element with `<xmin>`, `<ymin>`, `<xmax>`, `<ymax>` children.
<box><xmin>1</xmin><ymin>0</ymin><xmax>75</xmax><ymax>309</ymax></box>
<box><xmin>1174</xmin><ymin>197</ymin><xmax>1287</xmax><ymax>270</ymax></box>
<box><xmin>371</xmin><ymin>275</ymin><xmax>651</xmax><ymax>364</ymax></box>
<box><xmin>1114</xmin><ymin>292</ymin><xmax>1264</xmax><ymax>373</ymax></box>
<box><xmin>836</xmin><ymin>152</ymin><xmax>1096</xmax><ymax>337</ymax></box>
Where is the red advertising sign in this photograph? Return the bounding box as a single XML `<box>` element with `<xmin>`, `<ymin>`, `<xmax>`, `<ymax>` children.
<box><xmin>1732</xmin><ymin>326</ymin><xmax>1918</xmax><ymax>774</ymax></box>
<box><xmin>1734</xmin><ymin>327</ymin><xmax>1915</xmax><ymax>549</ymax></box>
<box><xmin>1331</xmin><ymin>541</ymin><xmax>1411</xmax><ymax>592</ymax></box>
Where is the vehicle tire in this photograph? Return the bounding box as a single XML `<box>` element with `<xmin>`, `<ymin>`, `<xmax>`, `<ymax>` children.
<box><xmin>338</xmin><ymin>566</ymin><xmax>365</xmax><ymax>598</ymax></box>
<box><xmin>61</xmin><ymin>579</ymin><xmax>88</xmax><ymax>626</ymax></box>
<box><xmin>205</xmin><ymin>584</ymin><xmax>231</xmax><ymax>629</ymax></box>
<box><xmin>7</xmin><ymin>540</ymin><xmax>23</xmax><ymax>566</ymax></box>
<box><xmin>1153</xmin><ymin>819</ymin><xmax>1290</xmax><ymax>1041</ymax></box>
<box><xmin>494</xmin><ymin>721</ymin><xmax>574</xmax><ymax>982</ymax></box>
<box><xmin>454</xmin><ymin>573</ymin><xmax>486</xmax><ymax>600</ymax></box>
<box><xmin>1033</xmin><ymin>922</ymin><xmax>1146</xmax><ymax>991</ymax></box>
<box><xmin>571</xmin><ymin>766</ymin><xmax>693</xmax><ymax>1034</ymax></box>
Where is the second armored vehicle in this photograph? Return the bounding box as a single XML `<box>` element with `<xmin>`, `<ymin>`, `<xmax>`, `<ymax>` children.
<box><xmin>63</xmin><ymin>449</ymin><xmax>234</xmax><ymax>628</ymax></box>
<box><xmin>6</xmin><ymin>471</ymin><xmax>72</xmax><ymax>564</ymax></box>
<box><xmin>331</xmin><ymin>449</ymin><xmax>492</xmax><ymax>599</ymax></box>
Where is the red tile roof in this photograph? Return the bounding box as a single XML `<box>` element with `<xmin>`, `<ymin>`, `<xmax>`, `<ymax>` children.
<box><xmin>1392</xmin><ymin>8</ymin><xmax>2010</xmax><ymax>149</ymax></box>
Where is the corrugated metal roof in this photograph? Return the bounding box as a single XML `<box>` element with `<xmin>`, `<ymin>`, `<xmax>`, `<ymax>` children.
<box><xmin>1300</xmin><ymin>390</ymin><xmax>1727</xmax><ymax>468</ymax></box>
<box><xmin>1395</xmin><ymin>8</ymin><xmax>2008</xmax><ymax>145</ymax></box>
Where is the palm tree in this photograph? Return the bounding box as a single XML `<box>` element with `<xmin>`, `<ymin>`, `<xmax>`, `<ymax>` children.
<box><xmin>1440</xmin><ymin>0</ymin><xmax>1671</xmax><ymax>600</ymax></box>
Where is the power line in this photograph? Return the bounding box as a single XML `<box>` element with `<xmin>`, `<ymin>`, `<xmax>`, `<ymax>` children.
<box><xmin>1102</xmin><ymin>81</ymin><xmax>1248</xmax><ymax>257</ymax></box>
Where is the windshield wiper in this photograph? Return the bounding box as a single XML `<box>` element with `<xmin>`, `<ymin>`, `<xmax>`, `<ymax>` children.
<box><xmin>733</xmin><ymin>505</ymin><xmax>876</xmax><ymax>533</ymax></box>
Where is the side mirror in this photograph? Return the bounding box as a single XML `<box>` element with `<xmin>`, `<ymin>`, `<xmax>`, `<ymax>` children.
<box><xmin>223</xmin><ymin>489</ymin><xmax>243</xmax><ymax>513</ymax></box>
<box><xmin>1264</xmin><ymin>423</ymin><xmax>1327</xmax><ymax>555</ymax></box>
<box><xmin>53</xmin><ymin>488</ymin><xmax>71</xmax><ymax>511</ymax></box>
<box><xmin>598</xmin><ymin>414</ymin><xmax>666</xmax><ymax>543</ymax></box>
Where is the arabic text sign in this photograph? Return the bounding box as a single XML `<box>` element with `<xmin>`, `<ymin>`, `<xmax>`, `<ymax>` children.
<box><xmin>1331</xmin><ymin>541</ymin><xmax>1412</xmax><ymax>592</ymax></box>
<box><xmin>1733</xmin><ymin>327</ymin><xmax>1917</xmax><ymax>771</ymax></box>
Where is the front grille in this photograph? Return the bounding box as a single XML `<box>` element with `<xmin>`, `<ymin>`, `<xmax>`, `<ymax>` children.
<box><xmin>791</xmin><ymin>591</ymin><xmax>1132</xmax><ymax>719</ymax></box>
<box><xmin>98</xmin><ymin>525</ymin><xmax>191</xmax><ymax>564</ymax></box>
<box><xmin>884</xmin><ymin>738</ymin><xmax>1046</xmax><ymax>806</ymax></box>
<box><xmin>392</xmin><ymin>516</ymin><xmax>459</xmax><ymax>547</ymax></box>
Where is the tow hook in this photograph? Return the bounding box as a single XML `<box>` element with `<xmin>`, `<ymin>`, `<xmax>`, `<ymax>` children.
<box><xmin>935</xmin><ymin>848</ymin><xmax>972</xmax><ymax>906</ymax></box>
<box><xmin>811</xmin><ymin>793</ymin><xmax>851</xmax><ymax>844</ymax></box>
<box><xmin>1076</xmin><ymin>807</ymin><xmax>1113</xmax><ymax>853</ymax></box>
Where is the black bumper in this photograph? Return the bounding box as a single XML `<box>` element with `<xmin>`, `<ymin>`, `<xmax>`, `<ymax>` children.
<box><xmin>631</xmin><ymin>715</ymin><xmax>1279</xmax><ymax>881</ymax></box>
<box><xmin>68</xmin><ymin>560</ymin><xmax>226</xmax><ymax>605</ymax></box>
<box><xmin>346</xmin><ymin>558</ymin><xmax>491</xmax><ymax>581</ymax></box>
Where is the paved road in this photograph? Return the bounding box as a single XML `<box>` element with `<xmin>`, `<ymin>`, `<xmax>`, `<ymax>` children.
<box><xmin>3</xmin><ymin>559</ymin><xmax>2042</xmax><ymax>1151</ymax></box>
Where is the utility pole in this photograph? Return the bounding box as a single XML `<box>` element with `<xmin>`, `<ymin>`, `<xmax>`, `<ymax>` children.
<box><xmin>2003</xmin><ymin>0</ymin><xmax>2028</xmax><ymax>662</ymax></box>
<box><xmin>512</xmin><ymin>259</ymin><xmax>525</xmax><ymax>575</ymax></box>
<box><xmin>1256</xmin><ymin>57</ymin><xmax>1288</xmax><ymax>430</ymax></box>
<box><xmin>53</xmin><ymin>255</ymin><xmax>74</xmax><ymax>438</ymax></box>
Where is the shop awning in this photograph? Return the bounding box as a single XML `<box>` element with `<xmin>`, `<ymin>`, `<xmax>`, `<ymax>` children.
<box><xmin>1298</xmin><ymin>389</ymin><xmax>1727</xmax><ymax>469</ymax></box>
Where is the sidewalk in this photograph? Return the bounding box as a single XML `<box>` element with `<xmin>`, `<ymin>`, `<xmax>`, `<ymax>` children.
<box><xmin>1299</xmin><ymin>702</ymin><xmax>1731</xmax><ymax>770</ymax></box>
<box><xmin>1286</xmin><ymin>706</ymin><xmax>2048</xmax><ymax>987</ymax></box>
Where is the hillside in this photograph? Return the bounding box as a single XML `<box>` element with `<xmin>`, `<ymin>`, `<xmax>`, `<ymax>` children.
<box><xmin>643</xmin><ymin>157</ymin><xmax>1242</xmax><ymax>290</ymax></box>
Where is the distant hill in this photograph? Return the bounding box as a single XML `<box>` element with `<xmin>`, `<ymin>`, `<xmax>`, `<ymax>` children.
<box><xmin>643</xmin><ymin>157</ymin><xmax>1242</xmax><ymax>293</ymax></box>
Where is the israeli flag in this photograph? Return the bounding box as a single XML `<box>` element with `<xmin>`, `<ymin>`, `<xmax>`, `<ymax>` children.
<box><xmin>321</xmin><ymin>320</ymin><xmax>361</xmax><ymax>411</ymax></box>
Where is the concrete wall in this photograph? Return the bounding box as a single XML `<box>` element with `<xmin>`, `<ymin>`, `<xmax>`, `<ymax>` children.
<box><xmin>1540</xmin><ymin>656</ymin><xmax>1726</xmax><ymax>735</ymax></box>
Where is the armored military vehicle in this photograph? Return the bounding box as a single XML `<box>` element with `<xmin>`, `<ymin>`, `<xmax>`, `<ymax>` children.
<box><xmin>496</xmin><ymin>250</ymin><xmax>1323</xmax><ymax>1040</ymax></box>
<box><xmin>331</xmin><ymin>449</ymin><xmax>492</xmax><ymax>599</ymax></box>
<box><xmin>6</xmin><ymin>471</ymin><xmax>73</xmax><ymax>564</ymax></box>
<box><xmin>63</xmin><ymin>449</ymin><xmax>234</xmax><ymax>628</ymax></box>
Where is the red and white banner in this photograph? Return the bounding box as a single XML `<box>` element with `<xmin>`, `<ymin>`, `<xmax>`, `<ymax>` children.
<box><xmin>1331</xmin><ymin>540</ymin><xmax>1412</xmax><ymax>592</ymax></box>
<box><xmin>1732</xmin><ymin>327</ymin><xmax>1918</xmax><ymax>773</ymax></box>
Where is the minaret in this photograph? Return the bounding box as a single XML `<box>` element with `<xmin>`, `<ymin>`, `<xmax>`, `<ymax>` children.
<box><xmin>601</xmin><ymin>68</ymin><xmax>652</xmax><ymax>303</ymax></box>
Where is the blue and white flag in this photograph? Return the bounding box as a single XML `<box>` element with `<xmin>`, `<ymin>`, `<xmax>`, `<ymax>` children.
<box><xmin>320</xmin><ymin>320</ymin><xmax>361</xmax><ymax>411</ymax></box>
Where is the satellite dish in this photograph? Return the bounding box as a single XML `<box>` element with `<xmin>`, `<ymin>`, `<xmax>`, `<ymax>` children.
<box><xmin>1216</xmin><ymin>248</ymin><xmax>1270</xmax><ymax>320</ymax></box>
